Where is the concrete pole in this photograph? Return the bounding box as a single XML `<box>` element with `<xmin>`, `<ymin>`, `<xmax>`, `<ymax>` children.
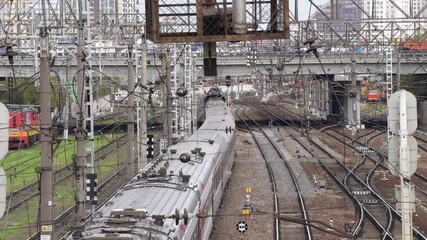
<box><xmin>63</xmin><ymin>57</ymin><xmax>71</xmax><ymax>140</ymax></box>
<box><xmin>74</xmin><ymin>0</ymin><xmax>87</xmax><ymax>230</ymax></box>
<box><xmin>139</xmin><ymin>41</ymin><xmax>147</xmax><ymax>170</ymax></box>
<box><xmin>161</xmin><ymin>50</ymin><xmax>172</xmax><ymax>148</ymax></box>
<box><xmin>39</xmin><ymin>27</ymin><xmax>53</xmax><ymax>239</ymax></box>
<box><xmin>127</xmin><ymin>45</ymin><xmax>135</xmax><ymax>178</ymax></box>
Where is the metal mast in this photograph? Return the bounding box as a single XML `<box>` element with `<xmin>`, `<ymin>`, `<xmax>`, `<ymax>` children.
<box><xmin>39</xmin><ymin>1</ymin><xmax>53</xmax><ymax>235</ymax></box>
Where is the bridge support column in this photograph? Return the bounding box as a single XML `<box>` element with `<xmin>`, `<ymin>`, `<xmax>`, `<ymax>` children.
<box><xmin>344</xmin><ymin>82</ymin><xmax>364</xmax><ymax>134</ymax></box>
<box><xmin>308</xmin><ymin>76</ymin><xmax>330</xmax><ymax>120</ymax></box>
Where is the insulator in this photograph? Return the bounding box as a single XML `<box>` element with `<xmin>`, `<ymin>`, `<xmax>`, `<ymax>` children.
<box><xmin>176</xmin><ymin>86</ymin><xmax>188</xmax><ymax>97</ymax></box>
<box><xmin>179</xmin><ymin>153</ymin><xmax>191</xmax><ymax>163</ymax></box>
<box><xmin>175</xmin><ymin>208</ymin><xmax>180</xmax><ymax>225</ymax></box>
<box><xmin>183</xmin><ymin>208</ymin><xmax>189</xmax><ymax>225</ymax></box>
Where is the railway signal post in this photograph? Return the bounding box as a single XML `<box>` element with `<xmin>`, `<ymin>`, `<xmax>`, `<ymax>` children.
<box><xmin>388</xmin><ymin>90</ymin><xmax>418</xmax><ymax>240</ymax></box>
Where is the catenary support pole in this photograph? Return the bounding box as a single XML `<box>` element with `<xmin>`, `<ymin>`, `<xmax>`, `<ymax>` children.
<box><xmin>139</xmin><ymin>40</ymin><xmax>148</xmax><ymax>170</ymax></box>
<box><xmin>74</xmin><ymin>0</ymin><xmax>87</xmax><ymax>233</ymax></box>
<box><xmin>39</xmin><ymin>26</ymin><xmax>53</xmax><ymax>239</ymax></box>
<box><xmin>127</xmin><ymin>44</ymin><xmax>135</xmax><ymax>178</ymax></box>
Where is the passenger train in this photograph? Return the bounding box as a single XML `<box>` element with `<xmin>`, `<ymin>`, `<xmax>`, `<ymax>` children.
<box><xmin>69</xmin><ymin>87</ymin><xmax>236</xmax><ymax>240</ymax></box>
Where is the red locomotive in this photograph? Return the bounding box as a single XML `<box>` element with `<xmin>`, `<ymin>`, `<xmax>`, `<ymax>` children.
<box><xmin>401</xmin><ymin>39</ymin><xmax>427</xmax><ymax>51</ymax></box>
<box><xmin>360</xmin><ymin>79</ymin><xmax>385</xmax><ymax>103</ymax></box>
<box><xmin>8</xmin><ymin>106</ymin><xmax>40</xmax><ymax>149</ymax></box>
<box><xmin>366</xmin><ymin>89</ymin><xmax>382</xmax><ymax>102</ymax></box>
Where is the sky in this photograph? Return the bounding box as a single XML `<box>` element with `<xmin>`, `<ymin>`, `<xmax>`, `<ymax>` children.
<box><xmin>34</xmin><ymin>0</ymin><xmax>330</xmax><ymax>22</ymax></box>
<box><xmin>289</xmin><ymin>0</ymin><xmax>330</xmax><ymax>20</ymax></box>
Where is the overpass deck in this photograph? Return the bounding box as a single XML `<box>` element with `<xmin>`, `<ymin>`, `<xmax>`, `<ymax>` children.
<box><xmin>1</xmin><ymin>52</ymin><xmax>426</xmax><ymax>79</ymax></box>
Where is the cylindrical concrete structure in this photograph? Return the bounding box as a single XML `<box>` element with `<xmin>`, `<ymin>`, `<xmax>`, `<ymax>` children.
<box><xmin>232</xmin><ymin>0</ymin><xmax>247</xmax><ymax>34</ymax></box>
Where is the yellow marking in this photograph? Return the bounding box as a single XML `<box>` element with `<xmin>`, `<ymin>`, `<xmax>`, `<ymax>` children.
<box><xmin>245</xmin><ymin>188</ymin><xmax>252</xmax><ymax>193</ymax></box>
<box><xmin>9</xmin><ymin>130</ymin><xmax>40</xmax><ymax>138</ymax></box>
<box><xmin>242</xmin><ymin>209</ymin><xmax>251</xmax><ymax>215</ymax></box>
<box><xmin>41</xmin><ymin>225</ymin><xmax>52</xmax><ymax>232</ymax></box>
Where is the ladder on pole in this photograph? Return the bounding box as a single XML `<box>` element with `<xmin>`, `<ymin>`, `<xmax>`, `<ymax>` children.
<box><xmin>170</xmin><ymin>44</ymin><xmax>179</xmax><ymax>141</ymax></box>
<box><xmin>386</xmin><ymin>48</ymin><xmax>393</xmax><ymax>142</ymax></box>
<box><xmin>386</xmin><ymin>48</ymin><xmax>393</xmax><ymax>100</ymax></box>
<box><xmin>183</xmin><ymin>45</ymin><xmax>193</xmax><ymax>139</ymax></box>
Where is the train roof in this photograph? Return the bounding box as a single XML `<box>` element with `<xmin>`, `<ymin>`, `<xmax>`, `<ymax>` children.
<box><xmin>7</xmin><ymin>105</ymin><xmax>39</xmax><ymax>113</ymax></box>
<box><xmin>77</xmin><ymin>97</ymin><xmax>235</xmax><ymax>239</ymax></box>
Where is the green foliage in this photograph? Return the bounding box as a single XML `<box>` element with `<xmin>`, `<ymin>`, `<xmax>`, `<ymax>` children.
<box><xmin>3</xmin><ymin>134</ymin><xmax>112</xmax><ymax>193</ymax></box>
<box><xmin>0</xmin><ymin>133</ymin><xmax>125</xmax><ymax>239</ymax></box>
<box><xmin>0</xmin><ymin>78</ymin><xmax>40</xmax><ymax>104</ymax></box>
<box><xmin>95</xmin><ymin>85</ymin><xmax>112</xmax><ymax>99</ymax></box>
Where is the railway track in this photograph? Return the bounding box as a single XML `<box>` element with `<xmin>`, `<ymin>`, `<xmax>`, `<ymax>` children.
<box><xmin>5</xmin><ymin>134</ymin><xmax>127</xmax><ymax>212</ymax></box>
<box><xmin>323</xmin><ymin>128</ymin><xmax>427</xmax><ymax>239</ymax></box>
<box><xmin>235</xmin><ymin>104</ymin><xmax>313</xmax><ymax>240</ymax></box>
<box><xmin>257</xmin><ymin>105</ymin><xmax>401</xmax><ymax>239</ymax></box>
<box><xmin>27</xmin><ymin>165</ymin><xmax>129</xmax><ymax>240</ymax></box>
<box><xmin>1</xmin><ymin>134</ymin><xmax>129</xmax><ymax>239</ymax></box>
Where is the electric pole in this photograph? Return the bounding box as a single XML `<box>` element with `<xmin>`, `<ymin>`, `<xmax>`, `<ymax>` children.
<box><xmin>74</xmin><ymin>0</ymin><xmax>87</xmax><ymax>233</ymax></box>
<box><xmin>160</xmin><ymin>50</ymin><xmax>172</xmax><ymax>149</ymax></box>
<box><xmin>139</xmin><ymin>40</ymin><xmax>148</xmax><ymax>170</ymax></box>
<box><xmin>127</xmin><ymin>44</ymin><xmax>135</xmax><ymax>178</ymax></box>
<box><xmin>39</xmin><ymin>26</ymin><xmax>53</xmax><ymax>239</ymax></box>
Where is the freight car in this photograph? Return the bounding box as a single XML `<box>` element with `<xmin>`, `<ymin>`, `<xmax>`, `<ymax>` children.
<box><xmin>68</xmin><ymin>87</ymin><xmax>236</xmax><ymax>240</ymax></box>
<box><xmin>8</xmin><ymin>106</ymin><xmax>40</xmax><ymax>149</ymax></box>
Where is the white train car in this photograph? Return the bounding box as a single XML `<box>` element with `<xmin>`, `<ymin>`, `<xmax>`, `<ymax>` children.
<box><xmin>70</xmin><ymin>87</ymin><xmax>235</xmax><ymax>240</ymax></box>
